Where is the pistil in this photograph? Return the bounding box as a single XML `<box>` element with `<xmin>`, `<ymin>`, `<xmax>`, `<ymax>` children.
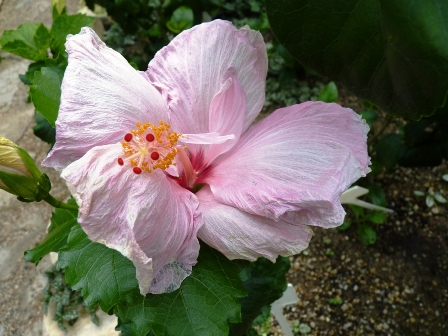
<box><xmin>117</xmin><ymin>121</ymin><xmax>181</xmax><ymax>175</ymax></box>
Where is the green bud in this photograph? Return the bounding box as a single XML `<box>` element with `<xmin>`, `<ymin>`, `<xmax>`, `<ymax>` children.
<box><xmin>0</xmin><ymin>135</ymin><xmax>50</xmax><ymax>201</ymax></box>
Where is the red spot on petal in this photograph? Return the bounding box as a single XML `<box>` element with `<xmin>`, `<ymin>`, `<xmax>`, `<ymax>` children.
<box><xmin>117</xmin><ymin>158</ymin><xmax>124</xmax><ymax>166</ymax></box>
<box><xmin>151</xmin><ymin>152</ymin><xmax>160</xmax><ymax>160</ymax></box>
<box><xmin>124</xmin><ymin>133</ymin><xmax>133</xmax><ymax>142</ymax></box>
<box><xmin>146</xmin><ymin>134</ymin><xmax>155</xmax><ymax>142</ymax></box>
<box><xmin>133</xmin><ymin>167</ymin><xmax>142</xmax><ymax>174</ymax></box>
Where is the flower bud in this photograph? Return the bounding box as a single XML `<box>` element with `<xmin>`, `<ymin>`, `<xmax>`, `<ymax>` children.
<box><xmin>0</xmin><ymin>135</ymin><xmax>51</xmax><ymax>202</ymax></box>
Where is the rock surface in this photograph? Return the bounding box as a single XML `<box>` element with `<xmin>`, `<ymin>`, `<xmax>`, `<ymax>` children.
<box><xmin>0</xmin><ymin>1</ymin><xmax>80</xmax><ymax>335</ymax></box>
<box><xmin>42</xmin><ymin>303</ymin><xmax>118</xmax><ymax>336</ymax></box>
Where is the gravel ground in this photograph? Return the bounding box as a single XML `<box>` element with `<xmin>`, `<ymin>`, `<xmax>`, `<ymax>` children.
<box><xmin>279</xmin><ymin>163</ymin><xmax>448</xmax><ymax>336</ymax></box>
<box><xmin>266</xmin><ymin>92</ymin><xmax>448</xmax><ymax>336</ymax></box>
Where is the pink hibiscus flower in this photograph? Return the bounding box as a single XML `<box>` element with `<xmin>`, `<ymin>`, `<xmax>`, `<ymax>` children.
<box><xmin>43</xmin><ymin>20</ymin><xmax>370</xmax><ymax>295</ymax></box>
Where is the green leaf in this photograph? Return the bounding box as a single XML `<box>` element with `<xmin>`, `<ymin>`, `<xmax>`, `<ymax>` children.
<box><xmin>366</xmin><ymin>183</ymin><xmax>387</xmax><ymax>207</ymax></box>
<box><xmin>298</xmin><ymin>323</ymin><xmax>311</xmax><ymax>334</ymax></box>
<box><xmin>33</xmin><ymin>113</ymin><xmax>56</xmax><ymax>145</ymax></box>
<box><xmin>0</xmin><ymin>23</ymin><xmax>51</xmax><ymax>61</ymax></box>
<box><xmin>317</xmin><ymin>82</ymin><xmax>338</xmax><ymax>103</ymax></box>
<box><xmin>337</xmin><ymin>220</ymin><xmax>351</xmax><ymax>231</ymax></box>
<box><xmin>434</xmin><ymin>193</ymin><xmax>447</xmax><ymax>203</ymax></box>
<box><xmin>251</xmin><ymin>306</ymin><xmax>271</xmax><ymax>328</ymax></box>
<box><xmin>147</xmin><ymin>24</ymin><xmax>163</xmax><ymax>37</ymax></box>
<box><xmin>376</xmin><ymin>134</ymin><xmax>406</xmax><ymax>170</ymax></box>
<box><xmin>398</xmin><ymin>110</ymin><xmax>448</xmax><ymax>167</ymax></box>
<box><xmin>58</xmin><ymin>224</ymin><xmax>139</xmax><ymax>313</ymax></box>
<box><xmin>50</xmin><ymin>12</ymin><xmax>95</xmax><ymax>56</ymax></box>
<box><xmin>166</xmin><ymin>6</ymin><xmax>194</xmax><ymax>34</ymax></box>
<box><xmin>129</xmin><ymin>61</ymin><xmax>139</xmax><ymax>70</ymax></box>
<box><xmin>117</xmin><ymin>243</ymin><xmax>251</xmax><ymax>336</ymax></box>
<box><xmin>59</xmin><ymin>224</ymin><xmax>251</xmax><ymax>336</ymax></box>
<box><xmin>24</xmin><ymin>199</ymin><xmax>78</xmax><ymax>264</ymax></box>
<box><xmin>365</xmin><ymin>210</ymin><xmax>387</xmax><ymax>224</ymax></box>
<box><xmin>360</xmin><ymin>110</ymin><xmax>378</xmax><ymax>127</ymax></box>
<box><xmin>115</xmin><ymin>318</ymin><xmax>139</xmax><ymax>336</ymax></box>
<box><xmin>229</xmin><ymin>256</ymin><xmax>290</xmax><ymax>336</ymax></box>
<box><xmin>348</xmin><ymin>204</ymin><xmax>364</xmax><ymax>219</ymax></box>
<box><xmin>19</xmin><ymin>61</ymin><xmax>46</xmax><ymax>85</ymax></box>
<box><xmin>328</xmin><ymin>297</ymin><xmax>343</xmax><ymax>305</ymax></box>
<box><xmin>266</xmin><ymin>0</ymin><xmax>448</xmax><ymax>119</ymax></box>
<box><xmin>426</xmin><ymin>195</ymin><xmax>435</xmax><ymax>207</ymax></box>
<box><xmin>30</xmin><ymin>55</ymin><xmax>67</xmax><ymax>126</ymax></box>
<box><xmin>358</xmin><ymin>224</ymin><xmax>376</xmax><ymax>245</ymax></box>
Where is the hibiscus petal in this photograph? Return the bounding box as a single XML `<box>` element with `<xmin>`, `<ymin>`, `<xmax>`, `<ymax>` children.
<box><xmin>147</xmin><ymin>20</ymin><xmax>267</xmax><ymax>136</ymax></box>
<box><xmin>200</xmin><ymin>102</ymin><xmax>371</xmax><ymax>228</ymax></box>
<box><xmin>43</xmin><ymin>27</ymin><xmax>167</xmax><ymax>171</ymax></box>
<box><xmin>61</xmin><ymin>144</ymin><xmax>201</xmax><ymax>294</ymax></box>
<box><xmin>197</xmin><ymin>186</ymin><xmax>312</xmax><ymax>262</ymax></box>
<box><xmin>202</xmin><ymin>68</ymin><xmax>246</xmax><ymax>167</ymax></box>
<box><xmin>181</xmin><ymin>132</ymin><xmax>235</xmax><ymax>145</ymax></box>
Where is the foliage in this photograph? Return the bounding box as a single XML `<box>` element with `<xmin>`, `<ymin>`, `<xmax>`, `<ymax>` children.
<box><xmin>252</xmin><ymin>314</ymin><xmax>272</xmax><ymax>336</ymax></box>
<box><xmin>266</xmin><ymin>0</ymin><xmax>448</xmax><ymax>120</ymax></box>
<box><xmin>339</xmin><ymin>184</ymin><xmax>388</xmax><ymax>245</ymax></box>
<box><xmin>229</xmin><ymin>256</ymin><xmax>290</xmax><ymax>335</ymax></box>
<box><xmin>50</xmin><ymin>8</ymin><xmax>96</xmax><ymax>56</ymax></box>
<box><xmin>264</xmin><ymin>42</ymin><xmax>325</xmax><ymax>111</ymax></box>
<box><xmin>56</xmin><ymin>223</ymin><xmax>252</xmax><ymax>336</ymax></box>
<box><xmin>0</xmin><ymin>23</ymin><xmax>51</xmax><ymax>61</ymax></box>
<box><xmin>33</xmin><ymin>113</ymin><xmax>56</xmax><ymax>146</ymax></box>
<box><xmin>340</xmin><ymin>205</ymin><xmax>387</xmax><ymax>246</ymax></box>
<box><xmin>414</xmin><ymin>188</ymin><xmax>447</xmax><ymax>208</ymax></box>
<box><xmin>166</xmin><ymin>6</ymin><xmax>194</xmax><ymax>33</ymax></box>
<box><xmin>43</xmin><ymin>263</ymin><xmax>99</xmax><ymax>331</ymax></box>
<box><xmin>361</xmin><ymin>105</ymin><xmax>448</xmax><ymax>170</ymax></box>
<box><xmin>24</xmin><ymin>198</ymin><xmax>78</xmax><ymax>264</ymax></box>
<box><xmin>30</xmin><ymin>55</ymin><xmax>67</xmax><ymax>127</ymax></box>
<box><xmin>328</xmin><ymin>297</ymin><xmax>343</xmax><ymax>305</ymax></box>
<box><xmin>317</xmin><ymin>82</ymin><xmax>338</xmax><ymax>103</ymax></box>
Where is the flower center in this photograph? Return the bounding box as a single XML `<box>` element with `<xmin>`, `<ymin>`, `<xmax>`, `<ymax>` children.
<box><xmin>118</xmin><ymin>121</ymin><xmax>181</xmax><ymax>174</ymax></box>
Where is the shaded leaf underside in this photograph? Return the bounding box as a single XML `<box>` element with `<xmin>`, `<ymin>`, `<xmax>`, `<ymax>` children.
<box><xmin>266</xmin><ymin>0</ymin><xmax>448</xmax><ymax>119</ymax></box>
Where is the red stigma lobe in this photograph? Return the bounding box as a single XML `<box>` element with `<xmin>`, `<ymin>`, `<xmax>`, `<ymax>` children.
<box><xmin>151</xmin><ymin>152</ymin><xmax>160</xmax><ymax>160</ymax></box>
<box><xmin>117</xmin><ymin>158</ymin><xmax>124</xmax><ymax>166</ymax></box>
<box><xmin>124</xmin><ymin>133</ymin><xmax>133</xmax><ymax>142</ymax></box>
<box><xmin>133</xmin><ymin>167</ymin><xmax>142</xmax><ymax>174</ymax></box>
<box><xmin>146</xmin><ymin>134</ymin><xmax>155</xmax><ymax>142</ymax></box>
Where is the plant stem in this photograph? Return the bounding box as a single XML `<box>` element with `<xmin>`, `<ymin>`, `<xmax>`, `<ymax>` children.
<box><xmin>43</xmin><ymin>194</ymin><xmax>78</xmax><ymax>211</ymax></box>
<box><xmin>367</xmin><ymin>115</ymin><xmax>394</xmax><ymax>146</ymax></box>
